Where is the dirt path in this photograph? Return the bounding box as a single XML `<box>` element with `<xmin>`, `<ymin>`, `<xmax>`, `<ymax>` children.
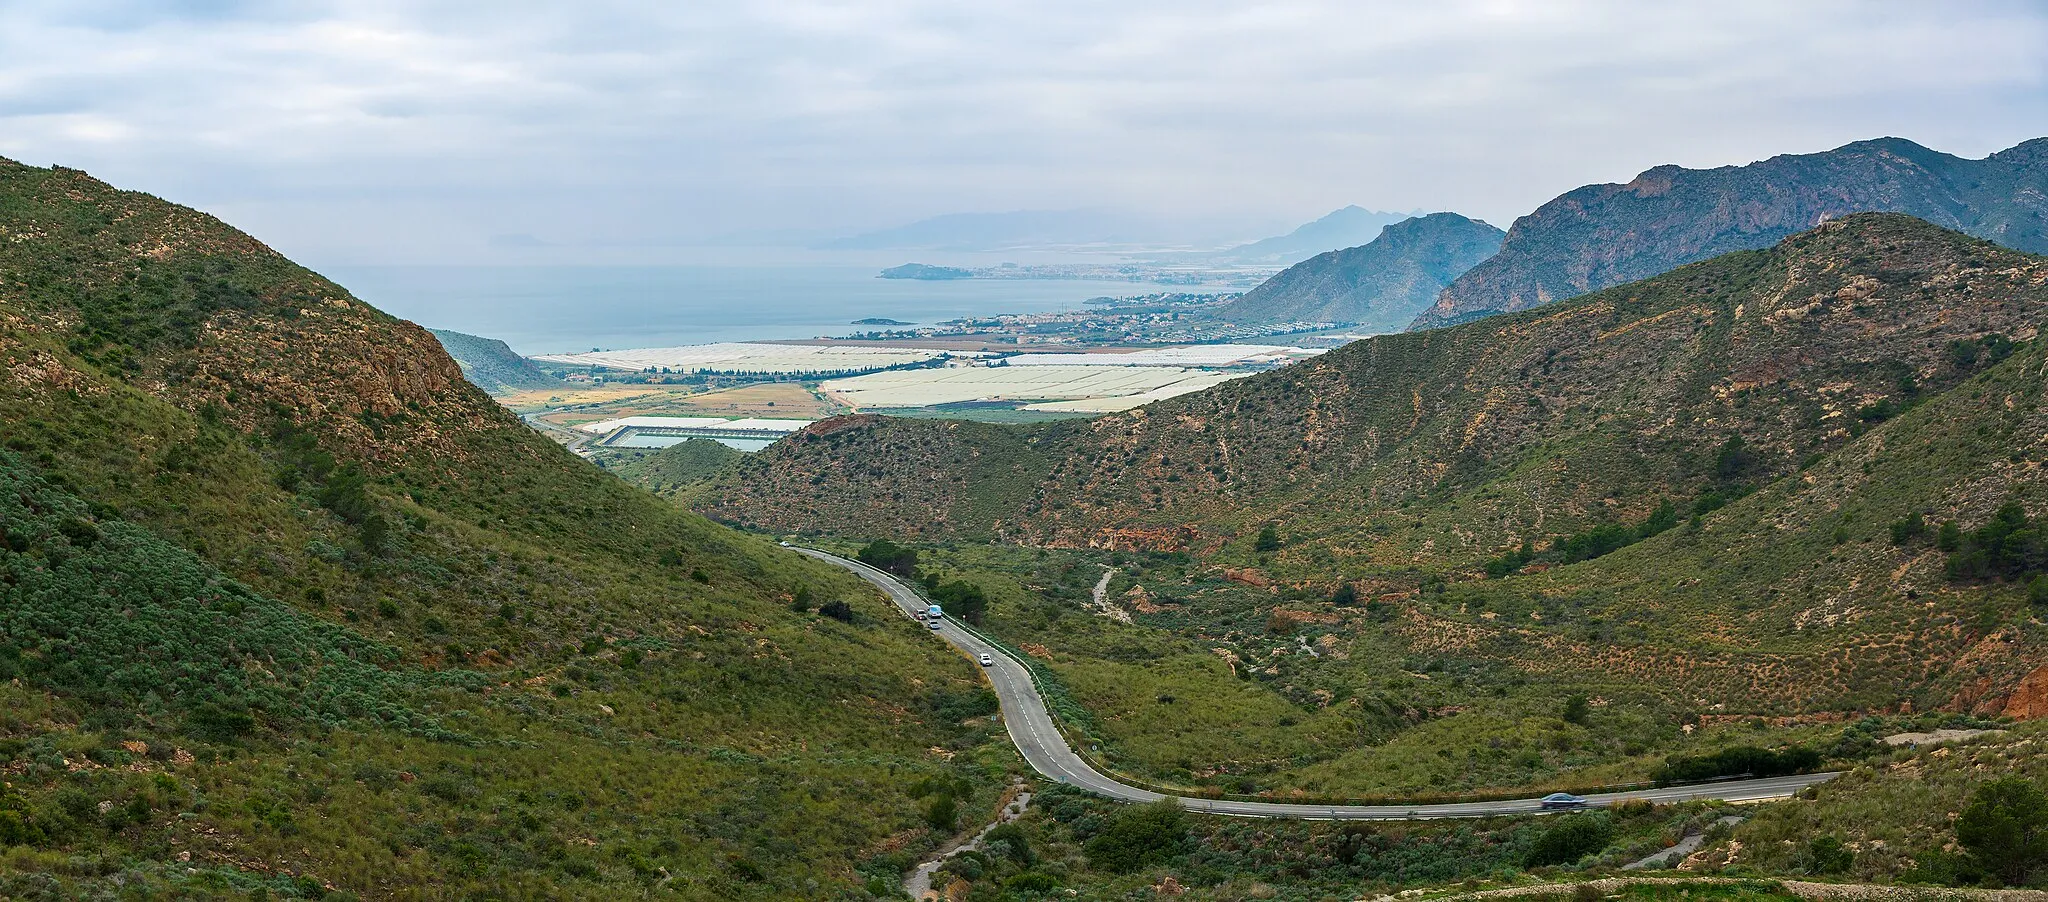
<box><xmin>1622</xmin><ymin>815</ymin><xmax>1744</xmax><ymax>870</ymax></box>
<box><xmin>905</xmin><ymin>783</ymin><xmax>1033</xmax><ymax>901</ymax></box>
<box><xmin>1086</xmin><ymin>567</ymin><xmax>1131</xmax><ymax>623</ymax></box>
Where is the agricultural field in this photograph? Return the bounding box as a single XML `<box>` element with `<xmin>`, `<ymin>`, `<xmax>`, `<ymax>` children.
<box><xmin>664</xmin><ymin>381</ymin><xmax>841</xmax><ymax>417</ymax></box>
<box><xmin>822</xmin><ymin>364</ymin><xmax>1252</xmax><ymax>409</ymax></box>
<box><xmin>509</xmin><ymin>382</ymin><xmax>842</xmax><ymax>433</ymax></box>
<box><xmin>533</xmin><ymin>341</ymin><xmax>954</xmax><ymax>374</ymax></box>
<box><xmin>1022</xmin><ymin>372</ymin><xmax>1247</xmax><ymax>412</ymax></box>
<box><xmin>1001</xmin><ymin>344</ymin><xmax>1322</xmax><ymax>367</ymax></box>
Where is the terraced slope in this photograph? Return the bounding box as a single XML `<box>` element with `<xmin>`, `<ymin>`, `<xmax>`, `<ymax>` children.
<box><xmin>0</xmin><ymin>158</ymin><xmax>1006</xmax><ymax>899</ymax></box>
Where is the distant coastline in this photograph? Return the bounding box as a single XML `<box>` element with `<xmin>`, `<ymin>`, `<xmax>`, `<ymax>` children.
<box><xmin>879</xmin><ymin>263</ymin><xmax>975</xmax><ymax>280</ymax></box>
<box><xmin>879</xmin><ymin>261</ymin><xmax>1278</xmax><ymax>287</ymax></box>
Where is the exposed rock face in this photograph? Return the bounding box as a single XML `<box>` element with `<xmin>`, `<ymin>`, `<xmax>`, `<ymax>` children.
<box><xmin>1414</xmin><ymin>136</ymin><xmax>2048</xmax><ymax>329</ymax></box>
<box><xmin>1213</xmin><ymin>212</ymin><xmax>1503</xmax><ymax>330</ymax></box>
<box><xmin>2003</xmin><ymin>665</ymin><xmax>2048</xmax><ymax>719</ymax></box>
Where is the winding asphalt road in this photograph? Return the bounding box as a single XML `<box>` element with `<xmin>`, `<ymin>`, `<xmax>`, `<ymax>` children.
<box><xmin>796</xmin><ymin>547</ymin><xmax>1839</xmax><ymax>820</ymax></box>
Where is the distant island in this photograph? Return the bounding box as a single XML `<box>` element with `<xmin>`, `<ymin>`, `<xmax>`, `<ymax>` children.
<box><xmin>851</xmin><ymin>317</ymin><xmax>915</xmax><ymax>326</ymax></box>
<box><xmin>879</xmin><ymin>263</ymin><xmax>975</xmax><ymax>280</ymax></box>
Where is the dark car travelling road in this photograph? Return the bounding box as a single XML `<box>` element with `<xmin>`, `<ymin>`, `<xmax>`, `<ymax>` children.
<box><xmin>795</xmin><ymin>547</ymin><xmax>1837</xmax><ymax>820</ymax></box>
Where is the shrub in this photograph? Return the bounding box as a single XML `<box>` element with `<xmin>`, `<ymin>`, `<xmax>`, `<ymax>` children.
<box><xmin>1945</xmin><ymin>501</ymin><xmax>2046</xmax><ymax>582</ymax></box>
<box><xmin>1653</xmin><ymin>745</ymin><xmax>1820</xmax><ymax>784</ymax></box>
<box><xmin>1005</xmin><ymin>872</ymin><xmax>1059</xmax><ymax>892</ymax></box>
<box><xmin>922</xmin><ymin>794</ymin><xmax>958</xmax><ymax>831</ymax></box>
<box><xmin>856</xmin><ymin>539</ymin><xmax>918</xmax><ymax>576</ymax></box>
<box><xmin>928</xmin><ymin>579</ymin><xmax>988</xmax><ymax>624</ymax></box>
<box><xmin>1254</xmin><ymin>524</ymin><xmax>1282</xmax><ymax>553</ymax></box>
<box><xmin>1265</xmin><ymin>610</ymin><xmax>1299</xmax><ymax>635</ymax></box>
<box><xmin>1561</xmin><ymin>694</ymin><xmax>1591</xmax><ymax>726</ymax></box>
<box><xmin>1808</xmin><ymin>835</ymin><xmax>1854</xmax><ymax>874</ymax></box>
<box><xmin>1084</xmin><ymin>799</ymin><xmax>1187</xmax><ymax>873</ymax></box>
<box><xmin>1713</xmin><ymin>434</ymin><xmax>1761</xmax><ymax>483</ymax></box>
<box><xmin>1891</xmin><ymin>512</ymin><xmax>1927</xmax><ymax>545</ymax></box>
<box><xmin>1525</xmin><ymin>814</ymin><xmax>1613</xmax><ymax>867</ymax></box>
<box><xmin>185</xmin><ymin>703</ymin><xmax>256</xmax><ymax>742</ymax></box>
<box><xmin>819</xmin><ymin>599</ymin><xmax>853</xmax><ymax>622</ymax></box>
<box><xmin>1956</xmin><ymin>776</ymin><xmax>2048</xmax><ymax>886</ymax></box>
<box><xmin>984</xmin><ymin>822</ymin><xmax>1034</xmax><ymax>865</ymax></box>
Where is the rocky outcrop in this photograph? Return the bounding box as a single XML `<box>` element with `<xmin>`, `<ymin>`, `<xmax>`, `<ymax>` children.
<box><xmin>2003</xmin><ymin>664</ymin><xmax>2048</xmax><ymax>719</ymax></box>
<box><xmin>1414</xmin><ymin>136</ymin><xmax>2048</xmax><ymax>329</ymax></box>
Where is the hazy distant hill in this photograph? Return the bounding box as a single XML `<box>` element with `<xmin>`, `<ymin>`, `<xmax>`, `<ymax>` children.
<box><xmin>1212</xmin><ymin>205</ymin><xmax>1416</xmax><ymax>264</ymax></box>
<box><xmin>429</xmin><ymin>328</ymin><xmax>564</xmax><ymax>395</ymax></box>
<box><xmin>1211</xmin><ymin>213</ymin><xmax>1503</xmax><ymax>329</ymax></box>
<box><xmin>817</xmin><ymin>207</ymin><xmax>1282</xmax><ymax>252</ymax></box>
<box><xmin>1414</xmin><ymin>136</ymin><xmax>2048</xmax><ymax>329</ymax></box>
<box><xmin>878</xmin><ymin>262</ymin><xmax>975</xmax><ymax>280</ymax></box>
<box><xmin>820</xmin><ymin>209</ymin><xmax>1170</xmax><ymax>251</ymax></box>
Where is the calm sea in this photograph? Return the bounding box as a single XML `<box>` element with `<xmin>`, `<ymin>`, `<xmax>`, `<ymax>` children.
<box><xmin>323</xmin><ymin>264</ymin><xmax>1192</xmax><ymax>356</ymax></box>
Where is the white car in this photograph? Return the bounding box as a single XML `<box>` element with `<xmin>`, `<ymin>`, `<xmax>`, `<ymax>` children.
<box><xmin>928</xmin><ymin>620</ymin><xmax>942</xmax><ymax>630</ymax></box>
<box><xmin>979</xmin><ymin>654</ymin><xmax>993</xmax><ymax>666</ymax></box>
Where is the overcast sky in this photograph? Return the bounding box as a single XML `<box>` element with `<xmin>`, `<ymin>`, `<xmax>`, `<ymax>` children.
<box><xmin>2</xmin><ymin>1</ymin><xmax>2045</xmax><ymax>265</ymax></box>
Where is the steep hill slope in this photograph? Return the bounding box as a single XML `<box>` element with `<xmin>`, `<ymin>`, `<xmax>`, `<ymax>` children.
<box><xmin>596</xmin><ymin>437</ymin><xmax>744</xmax><ymax>497</ymax></box>
<box><xmin>709</xmin><ymin>214</ymin><xmax>2046</xmax><ymax>567</ymax></box>
<box><xmin>1413</xmin><ymin>136</ymin><xmax>2048</xmax><ymax>329</ymax></box>
<box><xmin>430</xmin><ymin>327</ymin><xmax>564</xmax><ymax>394</ymax></box>
<box><xmin>706</xmin><ymin>216</ymin><xmax>2048</xmax><ymax>804</ymax></box>
<box><xmin>0</xmin><ymin>159</ymin><xmax>1008</xmax><ymax>899</ymax></box>
<box><xmin>1212</xmin><ymin>212</ymin><xmax>1504</xmax><ymax>329</ymax></box>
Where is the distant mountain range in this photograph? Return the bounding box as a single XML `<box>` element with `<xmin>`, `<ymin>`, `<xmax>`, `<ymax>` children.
<box><xmin>1206</xmin><ymin>205</ymin><xmax>1417</xmax><ymax>264</ymax></box>
<box><xmin>1414</xmin><ymin>136</ymin><xmax>2048</xmax><ymax>329</ymax></box>
<box><xmin>818</xmin><ymin>206</ymin><xmax>1411</xmax><ymax>258</ymax></box>
<box><xmin>1211</xmin><ymin>212</ymin><xmax>1503</xmax><ymax>330</ymax></box>
<box><xmin>816</xmin><ymin>209</ymin><xmax>1230</xmax><ymax>252</ymax></box>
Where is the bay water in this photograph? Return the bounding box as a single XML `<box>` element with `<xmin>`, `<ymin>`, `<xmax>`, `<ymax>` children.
<box><xmin>325</xmin><ymin>264</ymin><xmax>1191</xmax><ymax>355</ymax></box>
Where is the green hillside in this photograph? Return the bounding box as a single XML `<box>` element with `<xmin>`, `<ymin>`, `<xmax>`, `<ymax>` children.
<box><xmin>0</xmin><ymin>158</ymin><xmax>1011</xmax><ymax>899</ymax></box>
<box><xmin>712</xmin><ymin>214</ymin><xmax>2046</xmax><ymax>564</ymax></box>
<box><xmin>594</xmin><ymin>438</ymin><xmax>745</xmax><ymax>498</ymax></box>
<box><xmin>704</xmin><ymin>214</ymin><xmax>2048</xmax><ymax>799</ymax></box>
<box><xmin>429</xmin><ymin>327</ymin><xmax>564</xmax><ymax>395</ymax></box>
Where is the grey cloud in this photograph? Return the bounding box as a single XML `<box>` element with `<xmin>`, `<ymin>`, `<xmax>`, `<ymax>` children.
<box><xmin>0</xmin><ymin>0</ymin><xmax>2041</xmax><ymax>264</ymax></box>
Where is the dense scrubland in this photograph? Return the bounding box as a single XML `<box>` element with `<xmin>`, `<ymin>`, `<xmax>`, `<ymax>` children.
<box><xmin>0</xmin><ymin>158</ymin><xmax>1017</xmax><ymax>898</ymax></box>
<box><xmin>676</xmin><ymin>213</ymin><xmax>2048</xmax><ymax>894</ymax></box>
<box><xmin>13</xmin><ymin>147</ymin><xmax>2048</xmax><ymax>900</ymax></box>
